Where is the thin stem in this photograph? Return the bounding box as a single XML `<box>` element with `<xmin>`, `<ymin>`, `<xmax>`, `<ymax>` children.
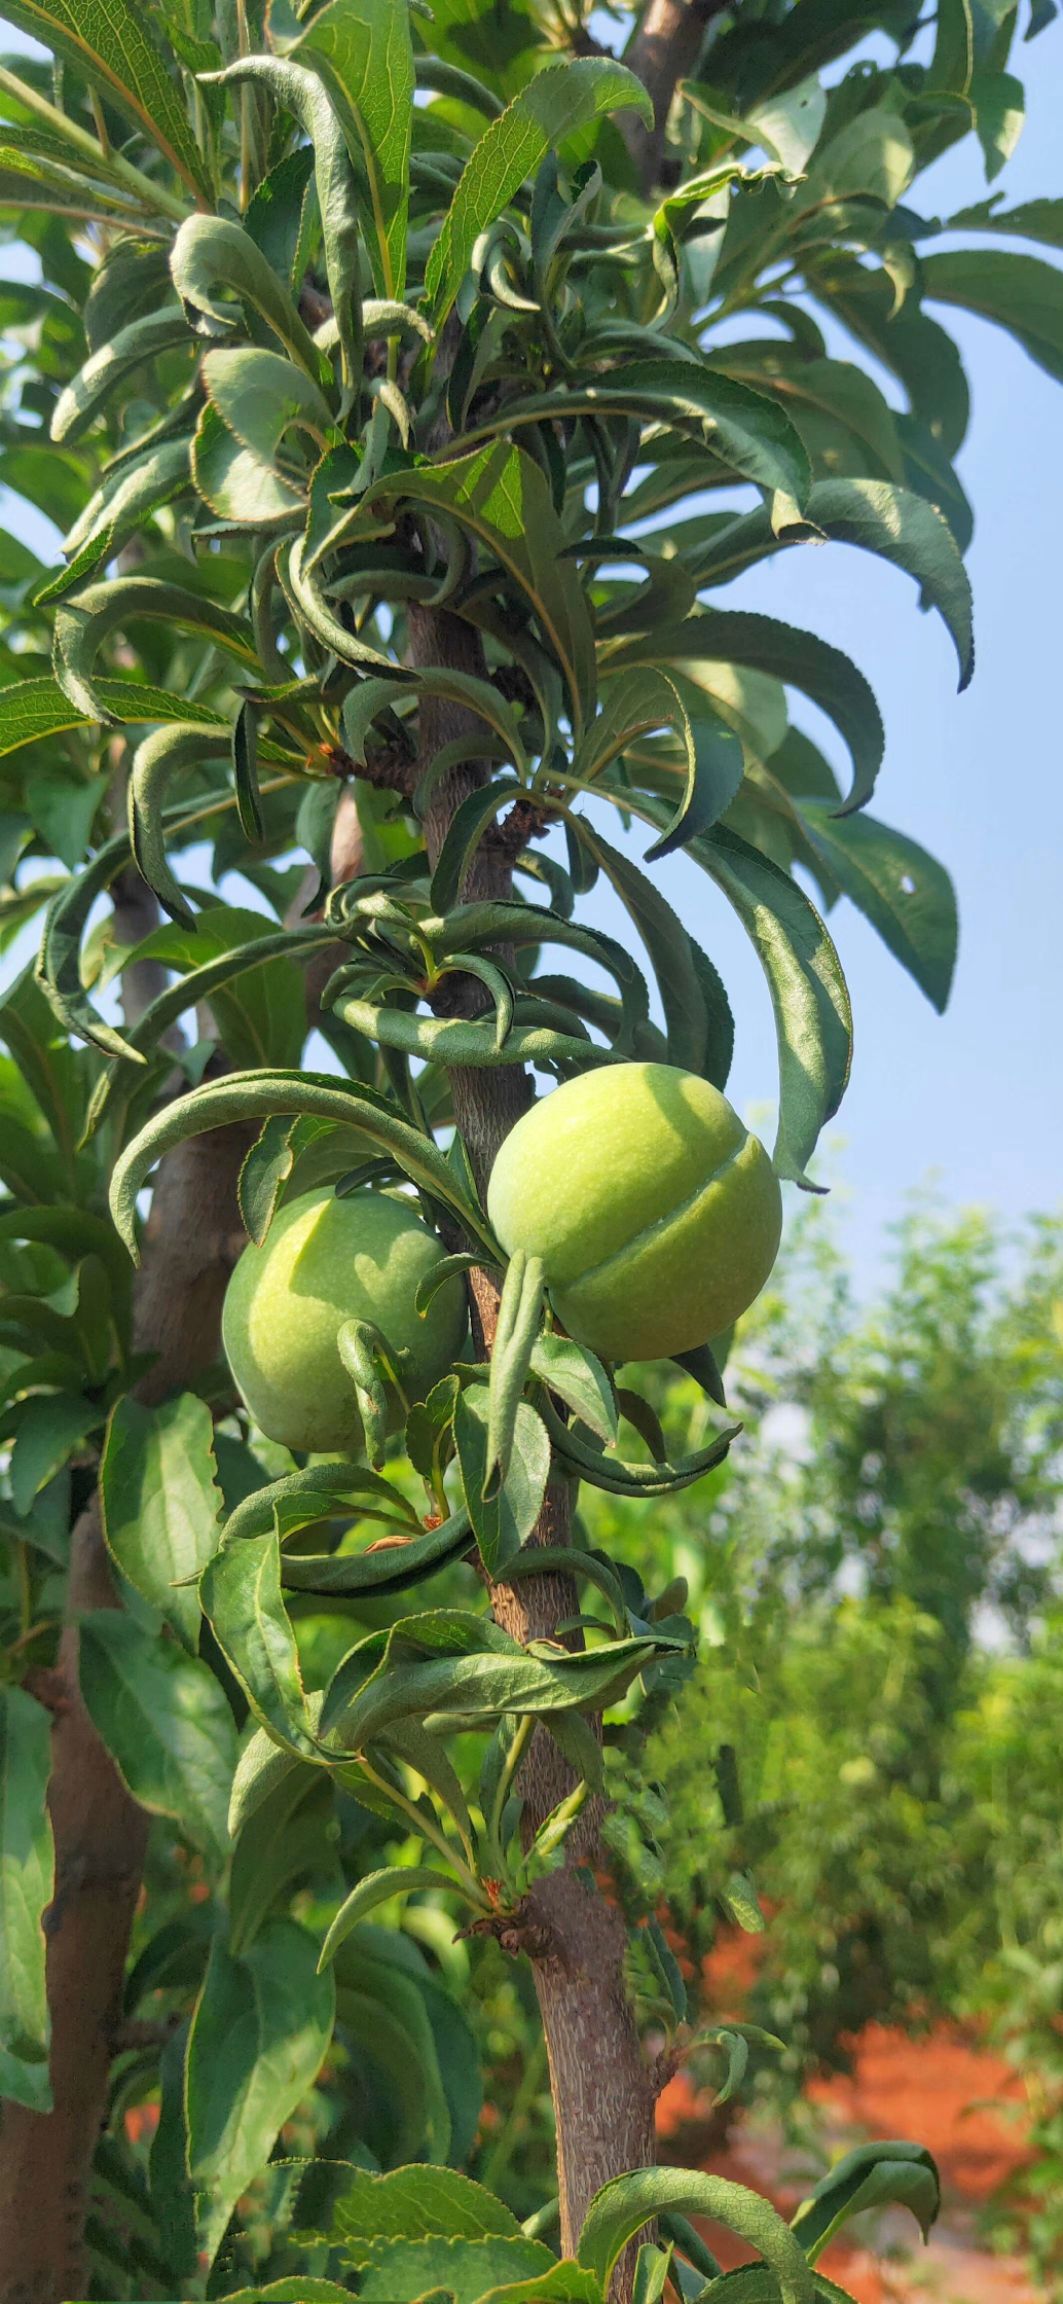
<box><xmin>489</xmin><ymin>1712</ymin><xmax>535</xmax><ymax>1872</ymax></box>
<box><xmin>0</xmin><ymin>66</ymin><xmax>189</xmax><ymax>225</ymax></box>
<box><xmin>88</xmin><ymin>92</ymin><xmax>110</xmax><ymax>159</ymax></box>
<box><xmin>236</xmin><ymin>0</ymin><xmax>252</xmax><ymax>212</ymax></box>
<box><xmin>358</xmin><ymin>1757</ymin><xmax>489</xmax><ymax>1906</ymax></box>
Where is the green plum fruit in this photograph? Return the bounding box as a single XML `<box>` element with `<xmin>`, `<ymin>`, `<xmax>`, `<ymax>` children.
<box><xmin>222</xmin><ymin>1187</ymin><xmax>468</xmax><ymax>1453</ymax></box>
<box><xmin>486</xmin><ymin>1061</ymin><xmax>782</xmax><ymax>1364</ymax></box>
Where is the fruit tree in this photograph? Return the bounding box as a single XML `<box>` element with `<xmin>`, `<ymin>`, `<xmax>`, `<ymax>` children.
<box><xmin>0</xmin><ymin>0</ymin><xmax>1060</xmax><ymax>2296</ymax></box>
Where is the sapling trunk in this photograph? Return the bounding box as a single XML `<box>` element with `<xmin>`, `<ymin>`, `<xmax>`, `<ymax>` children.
<box><xmin>411</xmin><ymin>605</ymin><xmax>658</xmax><ymax>2276</ymax></box>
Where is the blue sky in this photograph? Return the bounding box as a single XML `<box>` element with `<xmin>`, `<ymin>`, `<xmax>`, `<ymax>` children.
<box><xmin>1</xmin><ymin>23</ymin><xmax>1061</xmax><ymax>1288</ymax></box>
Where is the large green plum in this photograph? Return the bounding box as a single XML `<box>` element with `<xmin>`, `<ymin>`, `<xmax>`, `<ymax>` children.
<box><xmin>222</xmin><ymin>1187</ymin><xmax>468</xmax><ymax>1453</ymax></box>
<box><xmin>486</xmin><ymin>1062</ymin><xmax>782</xmax><ymax>1364</ymax></box>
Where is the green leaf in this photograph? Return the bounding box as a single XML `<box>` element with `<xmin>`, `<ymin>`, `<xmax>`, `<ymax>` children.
<box><xmin>529</xmin><ymin>1333</ymin><xmax>617</xmax><ymax>1447</ymax></box>
<box><xmin>427</xmin><ymin>900</ymin><xmax>651</xmax><ymax>1049</ymax></box>
<box><xmin>330</xmin><ymin>984</ymin><xmax>607</xmax><ymax>1075</ymax></box>
<box><xmin>332</xmin><ymin>1933</ymin><xmax>453</xmax><ymax>2162</ymax></box>
<box><xmin>971</xmin><ymin>68</ymin><xmax>1025</xmax><ymax>181</ymax></box>
<box><xmin>221</xmin><ymin>1459</ymin><xmax>420</xmax><ymax>1547</ymax></box>
<box><xmin>922</xmin><ymin>246</ymin><xmax>1063</xmax><ymax>386</ymax></box>
<box><xmin>228</xmin><ymin>1725</ymin><xmax>317</xmax><ymax>1840</ymax></box>
<box><xmin>929</xmin><ymin>0</ymin><xmax>975</xmax><ymax>94</ymax></box>
<box><xmin>425</xmin><ymin>59</ymin><xmax>651</xmax><ymax>318</ymax></box>
<box><xmin>0</xmin><ymin>674</ymin><xmax>224</xmax><ymax>764</ymax></box>
<box><xmin>429</xmin><ymin>780</ymin><xmax>522</xmax><ymax>916</ymax></box>
<box><xmin>801</xmin><ymin>103</ymin><xmax>914</xmax><ymax>208</ymax></box>
<box><xmin>0</xmin><ymin>0</ymin><xmax>212</xmax><ymax>197</ymax></box>
<box><xmin>51</xmin><ymin>577</ymin><xmax>258</xmax><ymax>726</ymax></box>
<box><xmin>100</xmin><ymin>1395</ymin><xmax>223</xmax><ymax>1652</ymax></box>
<box><xmin>229</xmin><ymin>1772</ymin><xmax>338</xmax><ymax>1957</ymax></box>
<box><xmin>359</xmin><ymin>441</ymin><xmax>596</xmax><ymax>730</ymax></box>
<box><xmin>0</xmin><ymin>1686</ymin><xmax>54</xmax><ymax>2113</ymax></box>
<box><xmin>331</xmin><ymin>2163</ymin><xmax>524</xmax><ymax>2256</ymax></box>
<box><xmin>491</xmin><ymin>363</ymin><xmax>812</xmax><ymax>509</ymax></box>
<box><xmin>186</xmin><ymin>1919</ymin><xmax>335</xmax><ymax>2263</ymax></box>
<box><xmin>344</xmin><ymin>669</ymin><xmax>527</xmax><ymax>777</ymax></box>
<box><xmin>127</xmin><ymin>722</ymin><xmax>232</xmax><ymax>923</ymax></box>
<box><xmin>199</xmin><ymin>1532</ymin><xmax>318</xmax><ymax>1760</ymax></box>
<box><xmin>580</xmin><ymin>670</ymin><xmax>743</xmax><ymax>854</ymax></box>
<box><xmin>24</xmin><ymin>768</ymin><xmax>109</xmax><ymax>871</ymax></box>
<box><xmin>170</xmin><ymin>212</ymin><xmax>330</xmax><ymax>385</ymax></box>
<box><xmin>319</xmin><ymin>1865</ymin><xmax>463</xmax><ymax>1970</ymax></box>
<box><xmin>459</xmin><ymin>2267</ymin><xmax>601</xmax><ymax>2304</ymax></box>
<box><xmin>206</xmin><ymin>55</ymin><xmax>364</xmax><ymax>391</ymax></box>
<box><xmin>93</xmin><ymin>913</ymin><xmax>326</xmax><ymax>1091</ymax></box>
<box><xmin>486</xmin><ymin>1249</ymin><xmax>547</xmax><ymax>1492</ymax></box>
<box><xmin>193</xmin><ymin>398</ymin><xmax>307</xmax><ymax>529</ymax></box>
<box><xmin>947</xmin><ymin>196</ymin><xmax>1063</xmax><ymax>248</ymax></box>
<box><xmin>336</xmin><ymin>1316</ymin><xmax>392</xmax><ymax>1467</ymax></box>
<box><xmin>799</xmin><ymin>804</ymin><xmax>958</xmax><ymax>1012</ymax></box>
<box><xmin>78</xmin><ymin>1612</ymin><xmax>237</xmax><ymax>1869</ymax></box>
<box><xmin>0</xmin><ymin>131</ymin><xmax>155</xmax><ymax>224</ymax></box>
<box><xmin>454</xmin><ymin>1382</ymin><xmax>551</xmax><ymax>1577</ymax></box>
<box><xmin>700</xmin><ymin>2276</ymin><xmax>852</xmax><ymax>2303</ymax></box>
<box><xmin>691</xmin><ymin>823</ymin><xmax>852</xmax><ymax>1187</ymax></box>
<box><xmin>41</xmin><ymin>826</ymin><xmax>308</xmax><ymax>1069</ymax></box>
<box><xmin>38</xmin><ymin>439</ymin><xmax>193</xmax><ymax>602</ymax></box>
<box><xmin>569</xmin><ymin>819</ymin><xmax>724</xmax><ymax>1082</ymax></box>
<box><xmin>632</xmin><ymin>2242</ymin><xmax>672</xmax><ymax>2304</ymax></box>
<box><xmin>644</xmin><ymin>716</ymin><xmax>744</xmax><ymax>861</ymax></box>
<box><xmin>6</xmin><ymin>1392</ymin><xmax>101</xmax><ymax>1516</ymax></box>
<box><xmin>203</xmin><ymin>345</ymin><xmax>334</xmax><ymax>466</ymax></box>
<box><xmin>801</xmin><ymin>251</ymin><xmax>970</xmax><ymax>458</ymax></box>
<box><xmin>643</xmin><ymin>1916</ymin><xmax>688</xmax><ymax>2026</ymax></box>
<box><xmin>220</xmin><ymin>2284</ymin><xmax>352</xmax><ymax>2303</ymax></box>
<box><xmin>715</xmin><ymin>343</ymin><xmax>905</xmax><ymax>483</ymax></box>
<box><xmin>266</xmin><ymin>1510</ymin><xmax>477</xmax><ymax>1600</ymax></box>
<box><xmin>358</xmin><ymin>2234</ymin><xmax>560</xmax><ymax>2300</ymax></box>
<box><xmin>542</xmin><ymin>1397</ymin><xmax>737</xmax><ymax>1495</ymax></box>
<box><xmin>283</xmin><ymin>534</ymin><xmax>403</xmax><ymax>667</ymax></box>
<box><xmin>294</xmin><ymin>0</ymin><xmax>415</xmax><ymax>298</ymax></box>
<box><xmin>789</xmin><ymin>2141</ymin><xmax>941</xmax><ymax>2262</ymax></box>
<box><xmin>578</xmin><ymin>2168</ymin><xmax>815</xmax><ymax>2303</ymax></box>
<box><xmin>50</xmin><ymin>305</ymin><xmax>189</xmax><ymax>444</ymax></box>
<box><xmin>322</xmin><ymin>1609</ymin><xmax>672</xmax><ymax>1748</ymax></box>
<box><xmin>745</xmin><ymin>76</ymin><xmax>826</xmax><ymax>170</ymax></box>
<box><xmin>618</xmin><ymin>613</ymin><xmax>883</xmax><ymax>814</ymax></box>
<box><xmin>799</xmin><ymin>479</ymin><xmax>974</xmax><ymax>690</ymax></box>
<box><xmin>109</xmin><ymin>1070</ymin><xmax>498</xmax><ymax>1263</ymax></box>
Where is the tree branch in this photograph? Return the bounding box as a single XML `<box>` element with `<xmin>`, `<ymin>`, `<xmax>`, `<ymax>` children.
<box><xmin>622</xmin><ymin>0</ymin><xmax>731</xmax><ymax>190</ymax></box>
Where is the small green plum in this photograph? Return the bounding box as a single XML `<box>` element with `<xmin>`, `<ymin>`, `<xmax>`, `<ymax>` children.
<box><xmin>222</xmin><ymin>1187</ymin><xmax>468</xmax><ymax>1453</ymax></box>
<box><xmin>486</xmin><ymin>1061</ymin><xmax>782</xmax><ymax>1364</ymax></box>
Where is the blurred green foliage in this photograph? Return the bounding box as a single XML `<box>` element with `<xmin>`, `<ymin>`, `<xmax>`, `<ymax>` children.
<box><xmin>589</xmin><ymin>1198</ymin><xmax>1063</xmax><ymax>2274</ymax></box>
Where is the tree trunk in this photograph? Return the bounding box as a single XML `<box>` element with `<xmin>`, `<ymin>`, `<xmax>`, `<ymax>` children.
<box><xmin>0</xmin><ymin>1099</ymin><xmax>250</xmax><ymax>2304</ymax></box>
<box><xmin>410</xmin><ymin>605</ymin><xmax>658</xmax><ymax>2276</ymax></box>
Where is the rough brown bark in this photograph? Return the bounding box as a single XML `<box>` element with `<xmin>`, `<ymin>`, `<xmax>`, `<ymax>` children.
<box><xmin>622</xmin><ymin>0</ymin><xmax>731</xmax><ymax>189</ymax></box>
<box><xmin>0</xmin><ymin>1505</ymin><xmax>149</xmax><ymax>2304</ymax></box>
<box><xmin>409</xmin><ymin>603</ymin><xmax>657</xmax><ymax>2277</ymax></box>
<box><xmin>0</xmin><ymin>1015</ymin><xmax>251</xmax><ymax>2304</ymax></box>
